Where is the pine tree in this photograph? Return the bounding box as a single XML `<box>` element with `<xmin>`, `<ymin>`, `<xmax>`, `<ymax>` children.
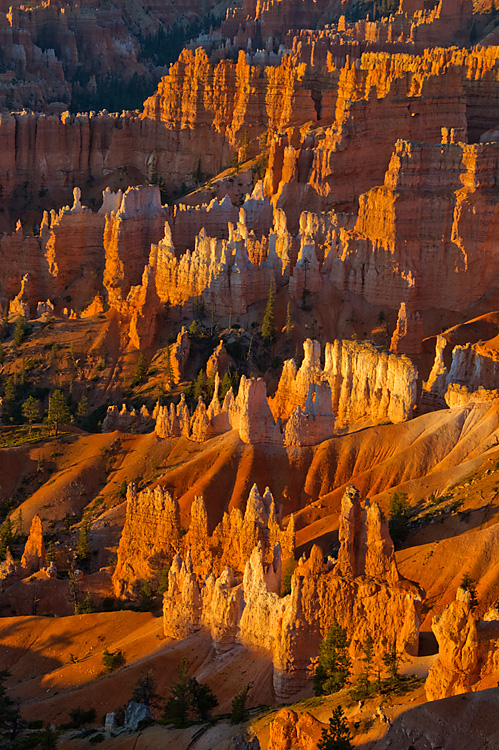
<box><xmin>47</xmin><ymin>390</ymin><xmax>71</xmax><ymax>435</ymax></box>
<box><xmin>163</xmin><ymin>657</ymin><xmax>190</xmax><ymax>727</ymax></box>
<box><xmin>193</xmin><ymin>370</ymin><xmax>207</xmax><ymax>401</ymax></box>
<box><xmin>317</xmin><ymin>706</ymin><xmax>353</xmax><ymax>750</ymax></box>
<box><xmin>261</xmin><ymin>278</ymin><xmax>276</xmax><ymax>342</ymax></box>
<box><xmin>0</xmin><ymin>518</ymin><xmax>14</xmax><ymax>562</ymax></box>
<box><xmin>13</xmin><ymin>316</ymin><xmax>27</xmax><ymax>347</ymax></box>
<box><xmin>77</xmin><ymin>396</ymin><xmax>88</xmax><ymax>418</ymax></box>
<box><xmin>16</xmin><ymin>508</ymin><xmax>23</xmax><ymax>538</ymax></box>
<box><xmin>0</xmin><ymin>669</ymin><xmax>18</xmax><ymax>739</ymax></box>
<box><xmin>188</xmin><ymin>678</ymin><xmax>218</xmax><ymax>721</ymax></box>
<box><xmin>460</xmin><ymin>572</ymin><xmax>479</xmax><ymax>610</ymax></box>
<box><xmin>76</xmin><ymin>519</ymin><xmax>91</xmax><ymax>564</ymax></box>
<box><xmin>133</xmin><ymin>669</ymin><xmax>160</xmax><ymax>707</ymax></box>
<box><xmin>134</xmin><ymin>352</ymin><xmax>148</xmax><ymax>384</ymax></box>
<box><xmin>314</xmin><ymin>623</ymin><xmax>351</xmax><ymax>695</ymax></box>
<box><xmin>382</xmin><ymin>637</ymin><xmax>405</xmax><ymax>681</ymax></box>
<box><xmin>220</xmin><ymin>371</ymin><xmax>232</xmax><ymax>402</ymax></box>
<box><xmin>4</xmin><ymin>376</ymin><xmax>15</xmax><ymax>403</ymax></box>
<box><xmin>165</xmin><ymin>346</ymin><xmax>173</xmax><ymax>387</ymax></box>
<box><xmin>22</xmin><ymin>395</ymin><xmax>40</xmax><ymax>431</ymax></box>
<box><xmin>230</xmin><ymin>684</ymin><xmax>249</xmax><ymax>724</ymax></box>
<box><xmin>285</xmin><ymin>302</ymin><xmax>292</xmax><ymax>339</ymax></box>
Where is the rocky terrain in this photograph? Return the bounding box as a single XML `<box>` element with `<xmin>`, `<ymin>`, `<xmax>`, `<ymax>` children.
<box><xmin>2</xmin><ymin>0</ymin><xmax>499</xmax><ymax>747</ymax></box>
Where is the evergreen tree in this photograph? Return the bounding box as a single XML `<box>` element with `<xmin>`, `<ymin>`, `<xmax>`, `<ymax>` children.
<box><xmin>0</xmin><ymin>518</ymin><xmax>14</xmax><ymax>562</ymax></box>
<box><xmin>165</xmin><ymin>346</ymin><xmax>173</xmax><ymax>387</ymax></box>
<box><xmin>22</xmin><ymin>395</ymin><xmax>40</xmax><ymax>431</ymax></box>
<box><xmin>134</xmin><ymin>352</ymin><xmax>148</xmax><ymax>384</ymax></box>
<box><xmin>261</xmin><ymin>278</ymin><xmax>276</xmax><ymax>342</ymax></box>
<box><xmin>314</xmin><ymin>623</ymin><xmax>351</xmax><ymax>695</ymax></box>
<box><xmin>47</xmin><ymin>390</ymin><xmax>71</xmax><ymax>435</ymax></box>
<box><xmin>230</xmin><ymin>684</ymin><xmax>250</xmax><ymax>724</ymax></box>
<box><xmin>0</xmin><ymin>342</ymin><xmax>5</xmax><ymax>365</ymax></box>
<box><xmin>13</xmin><ymin>316</ymin><xmax>27</xmax><ymax>347</ymax></box>
<box><xmin>220</xmin><ymin>371</ymin><xmax>232</xmax><ymax>401</ymax></box>
<box><xmin>133</xmin><ymin>669</ymin><xmax>160</xmax><ymax>707</ymax></box>
<box><xmin>0</xmin><ymin>669</ymin><xmax>18</xmax><ymax>740</ymax></box>
<box><xmin>16</xmin><ymin>508</ymin><xmax>23</xmax><ymax>538</ymax></box>
<box><xmin>382</xmin><ymin>637</ymin><xmax>405</xmax><ymax>681</ymax></box>
<box><xmin>4</xmin><ymin>376</ymin><xmax>15</xmax><ymax>403</ymax></box>
<box><xmin>163</xmin><ymin>657</ymin><xmax>190</xmax><ymax>728</ymax></box>
<box><xmin>76</xmin><ymin>519</ymin><xmax>91</xmax><ymax>564</ymax></box>
<box><xmin>77</xmin><ymin>396</ymin><xmax>88</xmax><ymax>418</ymax></box>
<box><xmin>388</xmin><ymin>492</ymin><xmax>410</xmax><ymax>547</ymax></box>
<box><xmin>350</xmin><ymin>635</ymin><xmax>375</xmax><ymax>699</ymax></box>
<box><xmin>188</xmin><ymin>677</ymin><xmax>218</xmax><ymax>720</ymax></box>
<box><xmin>193</xmin><ymin>370</ymin><xmax>207</xmax><ymax>401</ymax></box>
<box><xmin>459</xmin><ymin>572</ymin><xmax>479</xmax><ymax>610</ymax></box>
<box><xmin>285</xmin><ymin>302</ymin><xmax>292</xmax><ymax>339</ymax></box>
<box><xmin>317</xmin><ymin>706</ymin><xmax>353</xmax><ymax>750</ymax></box>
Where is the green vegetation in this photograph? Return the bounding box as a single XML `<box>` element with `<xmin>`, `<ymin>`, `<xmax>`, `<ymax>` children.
<box><xmin>102</xmin><ymin>648</ymin><xmax>125</xmax><ymax>673</ymax></box>
<box><xmin>0</xmin><ymin>518</ymin><xmax>14</xmax><ymax>562</ymax></box>
<box><xmin>230</xmin><ymin>684</ymin><xmax>250</xmax><ymax>724</ymax></box>
<box><xmin>318</xmin><ymin>706</ymin><xmax>353</xmax><ymax>750</ymax></box>
<box><xmin>163</xmin><ymin>657</ymin><xmax>218</xmax><ymax>727</ymax></box>
<box><xmin>280</xmin><ymin>558</ymin><xmax>297</xmax><ymax>597</ymax></box>
<box><xmin>388</xmin><ymin>491</ymin><xmax>411</xmax><ymax>547</ymax></box>
<box><xmin>261</xmin><ymin>278</ymin><xmax>276</xmax><ymax>342</ymax></box>
<box><xmin>22</xmin><ymin>395</ymin><xmax>40</xmax><ymax>430</ymax></box>
<box><xmin>76</xmin><ymin>519</ymin><xmax>91</xmax><ymax>564</ymax></box>
<box><xmin>459</xmin><ymin>572</ymin><xmax>479</xmax><ymax>610</ymax></box>
<box><xmin>13</xmin><ymin>316</ymin><xmax>28</xmax><ymax>347</ymax></box>
<box><xmin>314</xmin><ymin>624</ymin><xmax>351</xmax><ymax>696</ymax></box>
<box><xmin>132</xmin><ymin>669</ymin><xmax>160</xmax><ymax>708</ymax></box>
<box><xmin>47</xmin><ymin>390</ymin><xmax>71</xmax><ymax>435</ymax></box>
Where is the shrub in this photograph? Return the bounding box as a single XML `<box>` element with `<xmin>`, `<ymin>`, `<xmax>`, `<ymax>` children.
<box><xmin>102</xmin><ymin>649</ymin><xmax>125</xmax><ymax>673</ymax></box>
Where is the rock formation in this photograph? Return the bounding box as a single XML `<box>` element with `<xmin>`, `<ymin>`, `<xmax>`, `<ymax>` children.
<box><xmin>20</xmin><ymin>515</ymin><xmax>46</xmax><ymax>572</ymax></box>
<box><xmin>112</xmin><ymin>485</ymin><xmax>181</xmax><ymax>598</ymax></box>
<box><xmin>426</xmin><ymin>588</ymin><xmax>499</xmax><ymax>701</ymax></box>
<box><xmin>102</xmin><ymin>404</ymin><xmax>152</xmax><ymax>434</ymax></box>
<box><xmin>423</xmin><ymin>335</ymin><xmax>499</xmax><ymax>409</ymax></box>
<box><xmin>114</xmin><ymin>483</ymin><xmax>294</xmax><ymax>598</ymax></box>
<box><xmin>271</xmin><ymin>338</ymin><xmax>417</xmax><ymax>428</ymax></box>
<box><xmin>163</xmin><ymin>486</ymin><xmax>422</xmax><ymax>698</ymax></box>
<box><xmin>170</xmin><ymin>327</ymin><xmax>190</xmax><ymax>384</ymax></box>
<box><xmin>267</xmin><ymin>708</ymin><xmax>324</xmax><ymax>750</ymax></box>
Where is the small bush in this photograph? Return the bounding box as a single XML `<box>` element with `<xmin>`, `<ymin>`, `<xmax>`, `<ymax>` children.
<box><xmin>102</xmin><ymin>648</ymin><xmax>125</xmax><ymax>673</ymax></box>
